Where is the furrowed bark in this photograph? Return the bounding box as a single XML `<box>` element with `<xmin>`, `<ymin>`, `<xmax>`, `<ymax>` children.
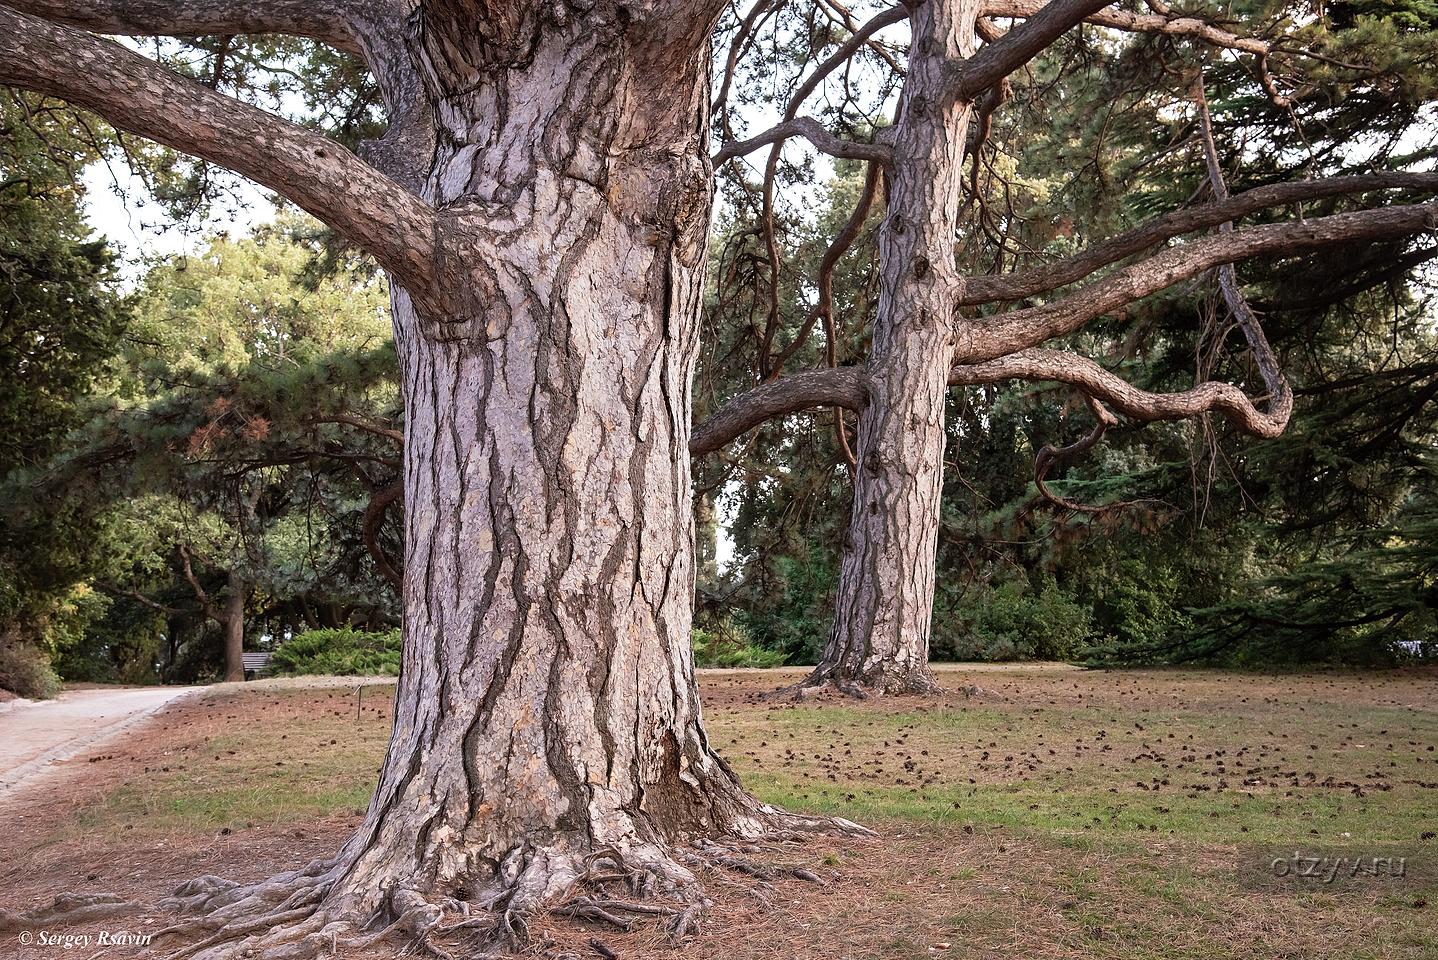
<box><xmin>307</xmin><ymin>13</ymin><xmax>798</xmax><ymax>926</ymax></box>
<box><xmin>811</xmin><ymin>0</ymin><xmax>981</xmax><ymax>696</ymax></box>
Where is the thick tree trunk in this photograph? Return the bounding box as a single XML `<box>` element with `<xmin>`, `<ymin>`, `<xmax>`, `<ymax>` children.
<box><xmin>32</xmin><ymin>13</ymin><xmax>860</xmax><ymax>958</ymax></box>
<box><xmin>806</xmin><ymin>0</ymin><xmax>979</xmax><ymax>696</ymax></box>
<box><xmin>261</xmin><ymin>10</ymin><xmax>794</xmax><ymax>935</ymax></box>
<box><xmin>221</xmin><ymin>570</ymin><xmax>245</xmax><ymax>683</ymax></box>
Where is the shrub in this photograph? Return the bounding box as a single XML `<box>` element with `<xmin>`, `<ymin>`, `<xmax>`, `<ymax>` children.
<box><xmin>692</xmin><ymin>618</ymin><xmax>787</xmax><ymax>668</ymax></box>
<box><xmin>932</xmin><ymin>577</ymin><xmax>1093</xmax><ymax>662</ymax></box>
<box><xmin>272</xmin><ymin>627</ymin><xmax>402</xmax><ymax>676</ymax></box>
<box><xmin>0</xmin><ymin>636</ymin><xmax>61</xmax><ymax>698</ymax></box>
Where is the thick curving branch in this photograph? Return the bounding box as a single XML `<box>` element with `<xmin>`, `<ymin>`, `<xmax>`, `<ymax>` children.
<box><xmin>3</xmin><ymin>0</ymin><xmax>366</xmax><ymax>54</ymax></box>
<box><xmin>10</xmin><ymin>1</ymin><xmax>439</xmax><ymax>194</ymax></box>
<box><xmin>689</xmin><ymin>335</ymin><xmax>1304</xmax><ymax>458</ymax></box>
<box><xmin>947</xmin><ymin>0</ymin><xmax>1113</xmax><ymax>102</ymax></box>
<box><xmin>959</xmin><ymin>172</ymin><xmax>1438</xmax><ymax>306</ymax></box>
<box><xmin>690</xmin><ymin>336</ymin><xmax>1304</xmax><ymax>458</ymax></box>
<box><xmin>713</xmin><ymin>116</ymin><xmax>892</xmax><ymax>166</ymax></box>
<box><xmin>689</xmin><ymin>368</ymin><xmax>867</xmax><ymax>455</ymax></box>
<box><xmin>959</xmin><ymin>202</ymin><xmax>1438</xmax><ymax>363</ymax></box>
<box><xmin>983</xmin><ymin>0</ymin><xmax>1269</xmax><ymax>55</ymax></box>
<box><xmin>0</xmin><ymin>6</ymin><xmax>448</xmax><ymax>313</ymax></box>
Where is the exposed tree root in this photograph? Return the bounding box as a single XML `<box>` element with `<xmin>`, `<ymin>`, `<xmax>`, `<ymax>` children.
<box><xmin>11</xmin><ymin>813</ymin><xmax>875</xmax><ymax>959</ymax></box>
<box><xmin>0</xmin><ymin>892</ymin><xmax>146</xmax><ymax>935</ymax></box>
<box><xmin>763</xmin><ymin>678</ymin><xmax>870</xmax><ymax>701</ymax></box>
<box><xmin>772</xmin><ymin>662</ymin><xmax>942</xmax><ymax>700</ymax></box>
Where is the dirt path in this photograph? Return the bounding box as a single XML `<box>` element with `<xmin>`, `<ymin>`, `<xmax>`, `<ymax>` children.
<box><xmin>0</xmin><ymin>686</ymin><xmax>200</xmax><ymax>802</ymax></box>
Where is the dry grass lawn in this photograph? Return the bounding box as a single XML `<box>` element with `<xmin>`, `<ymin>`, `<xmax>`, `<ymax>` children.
<box><xmin>2</xmin><ymin>665</ymin><xmax>1434</xmax><ymax>959</ymax></box>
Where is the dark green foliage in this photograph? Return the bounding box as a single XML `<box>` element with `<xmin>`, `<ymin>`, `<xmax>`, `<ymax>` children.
<box><xmin>0</xmin><ymin>93</ymin><xmax>131</xmax><ymax>695</ymax></box>
<box><xmin>692</xmin><ymin>619</ymin><xmax>787</xmax><ymax>669</ymax></box>
<box><xmin>52</xmin><ymin>594</ymin><xmax>168</xmax><ymax>684</ymax></box>
<box><xmin>1152</xmin><ymin>469</ymin><xmax>1438</xmax><ymax>666</ymax></box>
<box><xmin>933</xmin><ymin>577</ymin><xmax>1093</xmax><ymax>662</ymax></box>
<box><xmin>0</xmin><ymin>94</ymin><xmax>128</xmax><ymax>474</ymax></box>
<box><xmin>0</xmin><ymin>634</ymin><xmax>61</xmax><ymax>698</ymax></box>
<box><xmin>727</xmin><ymin>542</ymin><xmax>841</xmax><ymax>665</ymax></box>
<box><xmin>272</xmin><ymin>627</ymin><xmax>402</xmax><ymax>677</ymax></box>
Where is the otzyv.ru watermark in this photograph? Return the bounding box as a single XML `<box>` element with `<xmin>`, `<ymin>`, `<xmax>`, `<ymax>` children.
<box><xmin>1267</xmin><ymin>851</ymin><xmax>1408</xmax><ymax>883</ymax></box>
<box><xmin>16</xmin><ymin>930</ymin><xmax>153</xmax><ymax>949</ymax></box>
<box><xmin>1238</xmin><ymin>845</ymin><xmax>1432</xmax><ymax>891</ymax></box>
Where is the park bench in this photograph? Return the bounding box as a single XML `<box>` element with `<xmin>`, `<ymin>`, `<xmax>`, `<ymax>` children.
<box><xmin>241</xmin><ymin>652</ymin><xmax>273</xmax><ymax>680</ymax></box>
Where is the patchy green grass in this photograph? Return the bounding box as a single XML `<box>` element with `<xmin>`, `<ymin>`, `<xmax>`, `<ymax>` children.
<box><xmin>36</xmin><ymin>682</ymin><xmax>392</xmax><ymax>842</ymax></box>
<box><xmin>7</xmin><ymin>666</ymin><xmax>1437</xmax><ymax>960</ymax></box>
<box><xmin>706</xmin><ymin>668</ymin><xmax>1438</xmax><ymax>852</ymax></box>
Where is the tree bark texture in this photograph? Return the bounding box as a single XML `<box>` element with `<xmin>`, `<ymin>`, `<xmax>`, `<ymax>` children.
<box><xmin>0</xmin><ymin>6</ymin><xmax>865</xmax><ymax>951</ymax></box>
<box><xmin>808</xmin><ymin>0</ymin><xmax>980</xmax><ymax>696</ymax></box>
<box><xmin>309</xmin><ymin>6</ymin><xmax>785</xmax><ymax>926</ymax></box>
<box><xmin>221</xmin><ymin>570</ymin><xmax>246</xmax><ymax>683</ymax></box>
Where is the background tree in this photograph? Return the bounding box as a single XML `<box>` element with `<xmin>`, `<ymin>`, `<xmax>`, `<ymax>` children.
<box><xmin>45</xmin><ymin>277</ymin><xmax>404</xmax><ymax>684</ymax></box>
<box><xmin>0</xmin><ymin>90</ymin><xmax>129</xmax><ymax>697</ymax></box>
<box><xmin>695</xmin><ymin>0</ymin><xmax>1438</xmax><ymax>693</ymax></box>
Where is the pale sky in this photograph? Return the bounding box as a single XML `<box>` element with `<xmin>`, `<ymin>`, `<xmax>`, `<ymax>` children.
<box><xmin>82</xmin><ymin>155</ymin><xmax>273</xmax><ymax>283</ymax></box>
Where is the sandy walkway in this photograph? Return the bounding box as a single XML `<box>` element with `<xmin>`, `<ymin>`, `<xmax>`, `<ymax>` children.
<box><xmin>0</xmin><ymin>686</ymin><xmax>199</xmax><ymax>802</ymax></box>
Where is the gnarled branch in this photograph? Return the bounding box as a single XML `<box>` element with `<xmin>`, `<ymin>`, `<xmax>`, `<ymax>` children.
<box><xmin>947</xmin><ymin>0</ymin><xmax>1112</xmax><ymax>102</ymax></box>
<box><xmin>948</xmin><ymin>349</ymin><xmax>1291</xmax><ymax>437</ymax></box>
<box><xmin>689</xmin><ymin>368</ymin><xmax>867</xmax><ymax>456</ymax></box>
<box><xmin>1032</xmin><ymin>395</ymin><xmax>1117</xmax><ymax>512</ymax></box>
<box><xmin>959</xmin><ymin>202</ymin><xmax>1438</xmax><ymax>363</ymax></box>
<box><xmin>691</xmin><ymin>338</ymin><xmax>1302</xmax><ymax>458</ymax></box>
<box><xmin>983</xmin><ymin>0</ymin><xmax>1269</xmax><ymax>55</ymax></box>
<box><xmin>5</xmin><ymin>0</ymin><xmax>366</xmax><ymax>54</ymax></box>
<box><xmin>1193</xmin><ymin>76</ymin><xmax>1291</xmax><ymax>435</ymax></box>
<box><xmin>960</xmin><ymin>171</ymin><xmax>1438</xmax><ymax>306</ymax></box>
